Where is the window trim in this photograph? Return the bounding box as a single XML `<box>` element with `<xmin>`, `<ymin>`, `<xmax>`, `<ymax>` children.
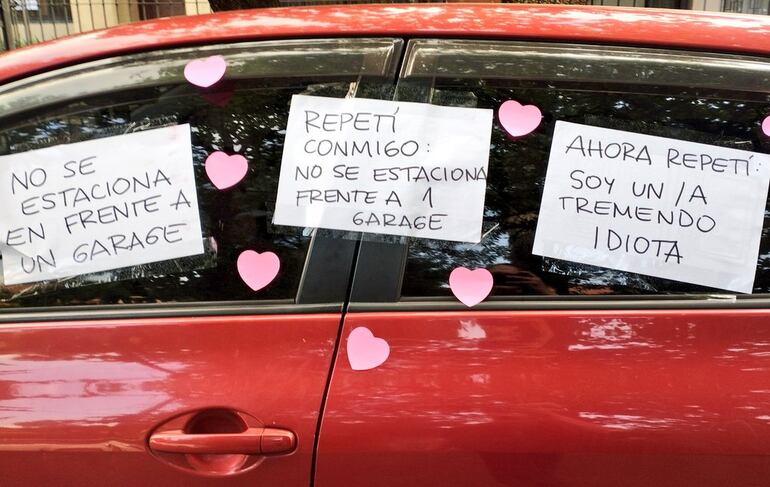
<box><xmin>349</xmin><ymin>294</ymin><xmax>770</xmax><ymax>312</ymax></box>
<box><xmin>0</xmin><ymin>38</ymin><xmax>403</xmax><ymax>121</ymax></box>
<box><xmin>0</xmin><ymin>301</ymin><xmax>343</xmax><ymax>323</ymax></box>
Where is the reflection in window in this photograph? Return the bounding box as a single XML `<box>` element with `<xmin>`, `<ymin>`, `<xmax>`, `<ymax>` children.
<box><xmin>0</xmin><ymin>79</ymin><xmax>354</xmax><ymax>307</ymax></box>
<box><xmin>399</xmin><ymin>49</ymin><xmax>770</xmax><ymax>297</ymax></box>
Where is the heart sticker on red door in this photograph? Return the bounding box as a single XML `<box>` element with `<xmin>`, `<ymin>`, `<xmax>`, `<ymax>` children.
<box><xmin>347</xmin><ymin>327</ymin><xmax>390</xmax><ymax>371</ymax></box>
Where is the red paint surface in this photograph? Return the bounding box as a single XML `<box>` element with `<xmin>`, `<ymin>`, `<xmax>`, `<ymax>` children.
<box><xmin>0</xmin><ymin>314</ymin><xmax>338</xmax><ymax>485</ymax></box>
<box><xmin>3</xmin><ymin>5</ymin><xmax>770</xmax><ymax>84</ymax></box>
<box><xmin>4</xmin><ymin>5</ymin><xmax>770</xmax><ymax>483</ymax></box>
<box><xmin>318</xmin><ymin>310</ymin><xmax>770</xmax><ymax>487</ymax></box>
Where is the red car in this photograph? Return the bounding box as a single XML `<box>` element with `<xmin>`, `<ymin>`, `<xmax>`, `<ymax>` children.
<box><xmin>2</xmin><ymin>4</ymin><xmax>770</xmax><ymax>486</ymax></box>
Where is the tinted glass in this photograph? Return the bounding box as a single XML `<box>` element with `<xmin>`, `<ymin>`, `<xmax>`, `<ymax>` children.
<box><xmin>397</xmin><ymin>40</ymin><xmax>770</xmax><ymax>298</ymax></box>
<box><xmin>0</xmin><ymin>39</ymin><xmax>400</xmax><ymax>307</ymax></box>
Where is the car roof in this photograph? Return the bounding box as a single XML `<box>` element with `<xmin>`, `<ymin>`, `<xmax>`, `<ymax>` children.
<box><xmin>1</xmin><ymin>4</ymin><xmax>770</xmax><ymax>85</ymax></box>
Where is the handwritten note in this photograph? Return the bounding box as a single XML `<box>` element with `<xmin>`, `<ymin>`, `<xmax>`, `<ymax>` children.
<box><xmin>0</xmin><ymin>124</ymin><xmax>203</xmax><ymax>284</ymax></box>
<box><xmin>273</xmin><ymin>95</ymin><xmax>493</xmax><ymax>243</ymax></box>
<box><xmin>533</xmin><ymin>121</ymin><xmax>770</xmax><ymax>293</ymax></box>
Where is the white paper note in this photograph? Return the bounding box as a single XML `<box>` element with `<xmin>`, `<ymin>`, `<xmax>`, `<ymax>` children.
<box><xmin>273</xmin><ymin>95</ymin><xmax>493</xmax><ymax>243</ymax></box>
<box><xmin>533</xmin><ymin>121</ymin><xmax>770</xmax><ymax>293</ymax></box>
<box><xmin>0</xmin><ymin>124</ymin><xmax>203</xmax><ymax>284</ymax></box>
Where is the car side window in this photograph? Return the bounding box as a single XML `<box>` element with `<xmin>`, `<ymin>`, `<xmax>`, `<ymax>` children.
<box><xmin>0</xmin><ymin>39</ymin><xmax>401</xmax><ymax>308</ymax></box>
<box><xmin>395</xmin><ymin>40</ymin><xmax>770</xmax><ymax>298</ymax></box>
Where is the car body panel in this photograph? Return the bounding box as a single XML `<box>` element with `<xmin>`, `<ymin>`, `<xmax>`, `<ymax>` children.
<box><xmin>3</xmin><ymin>5</ymin><xmax>770</xmax><ymax>84</ymax></box>
<box><xmin>317</xmin><ymin>310</ymin><xmax>770</xmax><ymax>487</ymax></box>
<box><xmin>0</xmin><ymin>314</ymin><xmax>339</xmax><ymax>485</ymax></box>
<box><xmin>2</xmin><ymin>5</ymin><xmax>770</xmax><ymax>486</ymax></box>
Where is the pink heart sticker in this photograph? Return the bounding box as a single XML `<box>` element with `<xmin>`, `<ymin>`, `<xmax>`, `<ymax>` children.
<box><xmin>184</xmin><ymin>55</ymin><xmax>227</xmax><ymax>88</ymax></box>
<box><xmin>347</xmin><ymin>327</ymin><xmax>390</xmax><ymax>371</ymax></box>
<box><xmin>449</xmin><ymin>267</ymin><xmax>493</xmax><ymax>307</ymax></box>
<box><xmin>205</xmin><ymin>151</ymin><xmax>248</xmax><ymax>190</ymax></box>
<box><xmin>762</xmin><ymin>115</ymin><xmax>770</xmax><ymax>137</ymax></box>
<box><xmin>498</xmin><ymin>100</ymin><xmax>542</xmax><ymax>138</ymax></box>
<box><xmin>237</xmin><ymin>250</ymin><xmax>280</xmax><ymax>292</ymax></box>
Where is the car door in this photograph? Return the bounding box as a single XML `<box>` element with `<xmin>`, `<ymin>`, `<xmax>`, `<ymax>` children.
<box><xmin>317</xmin><ymin>39</ymin><xmax>770</xmax><ymax>487</ymax></box>
<box><xmin>0</xmin><ymin>38</ymin><xmax>402</xmax><ymax>486</ymax></box>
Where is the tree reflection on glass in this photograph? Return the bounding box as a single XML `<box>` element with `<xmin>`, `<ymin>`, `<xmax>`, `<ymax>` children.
<box><xmin>0</xmin><ymin>77</ymin><xmax>354</xmax><ymax>307</ymax></box>
<box><xmin>402</xmin><ymin>78</ymin><xmax>770</xmax><ymax>297</ymax></box>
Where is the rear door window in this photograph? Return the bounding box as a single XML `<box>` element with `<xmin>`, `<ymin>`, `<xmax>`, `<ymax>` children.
<box><xmin>376</xmin><ymin>40</ymin><xmax>770</xmax><ymax>301</ymax></box>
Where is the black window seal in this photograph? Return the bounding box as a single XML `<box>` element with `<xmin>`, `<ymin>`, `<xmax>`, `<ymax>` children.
<box><xmin>349</xmin><ymin>295</ymin><xmax>768</xmax><ymax>312</ymax></box>
<box><xmin>0</xmin><ymin>300</ymin><xmax>343</xmax><ymax>323</ymax></box>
